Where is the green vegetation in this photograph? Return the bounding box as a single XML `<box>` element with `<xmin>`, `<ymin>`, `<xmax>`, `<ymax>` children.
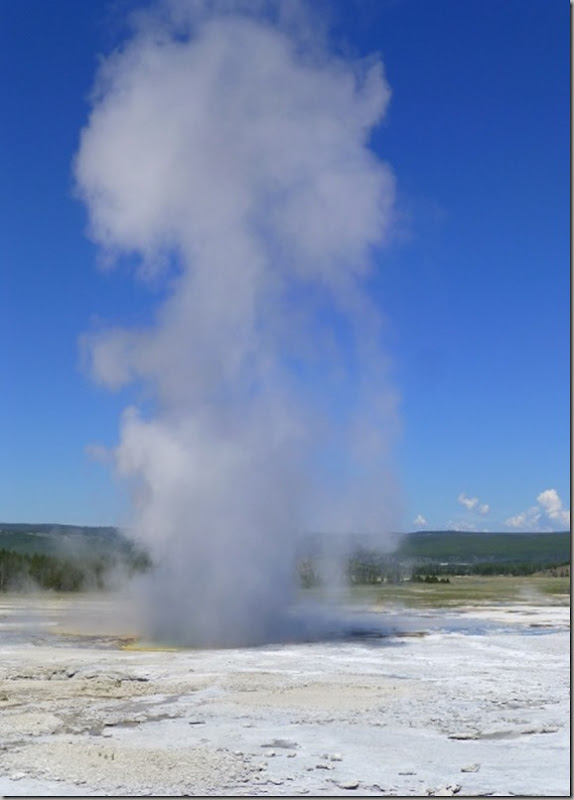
<box><xmin>0</xmin><ymin>524</ymin><xmax>150</xmax><ymax>592</ymax></box>
<box><xmin>395</xmin><ymin>530</ymin><xmax>570</xmax><ymax>564</ymax></box>
<box><xmin>0</xmin><ymin>524</ymin><xmax>570</xmax><ymax>600</ymax></box>
<box><xmin>0</xmin><ymin>523</ymin><xmax>123</xmax><ymax>557</ymax></box>
<box><xmin>299</xmin><ymin>530</ymin><xmax>571</xmax><ymax>598</ymax></box>
<box><xmin>349</xmin><ymin>574</ymin><xmax>571</xmax><ymax>608</ymax></box>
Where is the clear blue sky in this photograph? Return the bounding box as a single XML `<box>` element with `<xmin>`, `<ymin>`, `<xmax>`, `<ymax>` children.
<box><xmin>0</xmin><ymin>0</ymin><xmax>569</xmax><ymax>532</ymax></box>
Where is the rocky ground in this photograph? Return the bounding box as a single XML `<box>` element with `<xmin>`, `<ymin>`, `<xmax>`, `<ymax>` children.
<box><xmin>0</xmin><ymin>594</ymin><xmax>569</xmax><ymax>796</ymax></box>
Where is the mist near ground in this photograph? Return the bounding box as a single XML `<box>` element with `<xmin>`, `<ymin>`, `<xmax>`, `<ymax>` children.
<box><xmin>75</xmin><ymin>0</ymin><xmax>401</xmax><ymax>646</ymax></box>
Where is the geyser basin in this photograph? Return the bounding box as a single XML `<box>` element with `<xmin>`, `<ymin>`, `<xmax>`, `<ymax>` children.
<box><xmin>0</xmin><ymin>594</ymin><xmax>569</xmax><ymax>797</ymax></box>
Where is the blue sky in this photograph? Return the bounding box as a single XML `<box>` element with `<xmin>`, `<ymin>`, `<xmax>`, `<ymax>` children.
<box><xmin>0</xmin><ymin>0</ymin><xmax>569</xmax><ymax>532</ymax></box>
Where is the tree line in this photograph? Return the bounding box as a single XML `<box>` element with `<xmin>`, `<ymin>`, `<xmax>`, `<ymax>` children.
<box><xmin>298</xmin><ymin>548</ymin><xmax>570</xmax><ymax>588</ymax></box>
<box><xmin>0</xmin><ymin>547</ymin><xmax>150</xmax><ymax>592</ymax></box>
<box><xmin>0</xmin><ymin>544</ymin><xmax>569</xmax><ymax>593</ymax></box>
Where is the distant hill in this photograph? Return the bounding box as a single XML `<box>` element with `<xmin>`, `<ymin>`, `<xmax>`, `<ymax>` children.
<box><xmin>299</xmin><ymin>529</ymin><xmax>570</xmax><ymax>570</ymax></box>
<box><xmin>0</xmin><ymin>523</ymin><xmax>129</xmax><ymax>557</ymax></box>
<box><xmin>395</xmin><ymin>530</ymin><xmax>571</xmax><ymax>566</ymax></box>
<box><xmin>0</xmin><ymin>523</ymin><xmax>570</xmax><ymax>567</ymax></box>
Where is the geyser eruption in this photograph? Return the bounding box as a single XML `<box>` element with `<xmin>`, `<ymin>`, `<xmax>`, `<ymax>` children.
<box><xmin>76</xmin><ymin>1</ymin><xmax>399</xmax><ymax>646</ymax></box>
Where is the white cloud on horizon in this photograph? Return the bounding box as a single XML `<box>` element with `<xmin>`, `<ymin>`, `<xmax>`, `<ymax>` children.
<box><xmin>505</xmin><ymin>507</ymin><xmax>541</xmax><ymax>530</ymax></box>
<box><xmin>537</xmin><ymin>489</ymin><xmax>570</xmax><ymax>526</ymax></box>
<box><xmin>447</xmin><ymin>519</ymin><xmax>478</xmax><ymax>532</ymax></box>
<box><xmin>506</xmin><ymin>488</ymin><xmax>570</xmax><ymax>531</ymax></box>
<box><xmin>413</xmin><ymin>513</ymin><xmax>427</xmax><ymax>526</ymax></box>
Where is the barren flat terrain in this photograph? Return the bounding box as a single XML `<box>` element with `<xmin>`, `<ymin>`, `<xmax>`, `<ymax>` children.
<box><xmin>0</xmin><ymin>591</ymin><xmax>569</xmax><ymax>796</ymax></box>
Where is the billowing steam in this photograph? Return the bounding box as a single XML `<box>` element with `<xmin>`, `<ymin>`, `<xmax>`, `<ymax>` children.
<box><xmin>75</xmin><ymin>1</ymin><xmax>400</xmax><ymax>646</ymax></box>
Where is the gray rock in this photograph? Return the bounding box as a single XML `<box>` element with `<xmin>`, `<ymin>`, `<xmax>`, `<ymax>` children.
<box><xmin>261</xmin><ymin>738</ymin><xmax>298</xmax><ymax>749</ymax></box>
<box><xmin>428</xmin><ymin>783</ymin><xmax>461</xmax><ymax>796</ymax></box>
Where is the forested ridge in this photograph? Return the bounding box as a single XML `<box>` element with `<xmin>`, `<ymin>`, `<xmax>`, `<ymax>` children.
<box><xmin>0</xmin><ymin>524</ymin><xmax>569</xmax><ymax>592</ymax></box>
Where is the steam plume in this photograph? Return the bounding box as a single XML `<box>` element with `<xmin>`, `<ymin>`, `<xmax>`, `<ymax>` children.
<box><xmin>75</xmin><ymin>0</ymin><xmax>399</xmax><ymax>646</ymax></box>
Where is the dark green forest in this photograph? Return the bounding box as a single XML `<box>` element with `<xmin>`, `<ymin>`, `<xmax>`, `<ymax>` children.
<box><xmin>0</xmin><ymin>524</ymin><xmax>150</xmax><ymax>592</ymax></box>
<box><xmin>395</xmin><ymin>530</ymin><xmax>570</xmax><ymax>564</ymax></box>
<box><xmin>298</xmin><ymin>530</ymin><xmax>570</xmax><ymax>587</ymax></box>
<box><xmin>0</xmin><ymin>523</ymin><xmax>569</xmax><ymax>592</ymax></box>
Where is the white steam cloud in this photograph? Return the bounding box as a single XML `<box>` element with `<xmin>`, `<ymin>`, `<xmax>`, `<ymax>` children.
<box><xmin>75</xmin><ymin>1</ymin><xmax>399</xmax><ymax>646</ymax></box>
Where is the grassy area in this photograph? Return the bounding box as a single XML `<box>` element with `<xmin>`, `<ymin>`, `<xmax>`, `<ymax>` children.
<box><xmin>347</xmin><ymin>575</ymin><xmax>571</xmax><ymax>608</ymax></box>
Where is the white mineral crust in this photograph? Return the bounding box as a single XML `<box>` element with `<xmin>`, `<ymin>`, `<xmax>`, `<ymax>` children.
<box><xmin>0</xmin><ymin>595</ymin><xmax>569</xmax><ymax>796</ymax></box>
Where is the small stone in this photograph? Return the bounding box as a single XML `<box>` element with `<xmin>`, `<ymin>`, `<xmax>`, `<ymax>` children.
<box><xmin>432</xmin><ymin>784</ymin><xmax>461</xmax><ymax>797</ymax></box>
<box><xmin>262</xmin><ymin>738</ymin><xmax>298</xmax><ymax>750</ymax></box>
<box><xmin>316</xmin><ymin>763</ymin><xmax>334</xmax><ymax>770</ymax></box>
<box><xmin>338</xmin><ymin>779</ymin><xmax>359</xmax><ymax>790</ymax></box>
<box><xmin>461</xmin><ymin>763</ymin><xmax>480</xmax><ymax>773</ymax></box>
<box><xmin>329</xmin><ymin>753</ymin><xmax>343</xmax><ymax>762</ymax></box>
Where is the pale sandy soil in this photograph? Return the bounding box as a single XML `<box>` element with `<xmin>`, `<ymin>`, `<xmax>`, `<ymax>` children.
<box><xmin>0</xmin><ymin>594</ymin><xmax>569</xmax><ymax>797</ymax></box>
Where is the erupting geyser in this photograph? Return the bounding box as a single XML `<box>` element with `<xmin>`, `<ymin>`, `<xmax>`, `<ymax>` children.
<box><xmin>75</xmin><ymin>0</ymin><xmax>400</xmax><ymax>646</ymax></box>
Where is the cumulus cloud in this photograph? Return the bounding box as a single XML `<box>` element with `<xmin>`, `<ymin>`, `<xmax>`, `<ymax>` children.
<box><xmin>506</xmin><ymin>489</ymin><xmax>569</xmax><ymax>531</ymax></box>
<box><xmin>537</xmin><ymin>489</ymin><xmax>570</xmax><ymax>526</ymax></box>
<box><xmin>505</xmin><ymin>508</ymin><xmax>541</xmax><ymax>530</ymax></box>
<box><xmin>413</xmin><ymin>514</ymin><xmax>427</xmax><ymax>527</ymax></box>
<box><xmin>457</xmin><ymin>493</ymin><xmax>478</xmax><ymax>511</ymax></box>
<box><xmin>457</xmin><ymin>493</ymin><xmax>490</xmax><ymax>516</ymax></box>
<box><xmin>75</xmin><ymin>0</ymin><xmax>399</xmax><ymax>646</ymax></box>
